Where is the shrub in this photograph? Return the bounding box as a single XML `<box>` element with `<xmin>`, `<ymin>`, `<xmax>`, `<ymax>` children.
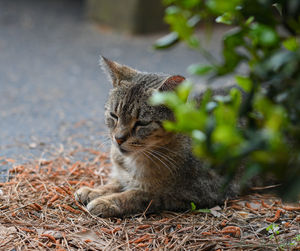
<box><xmin>153</xmin><ymin>0</ymin><xmax>300</xmax><ymax>200</ymax></box>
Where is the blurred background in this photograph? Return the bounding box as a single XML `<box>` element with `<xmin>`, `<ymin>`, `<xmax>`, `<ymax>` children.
<box><xmin>0</xmin><ymin>0</ymin><xmax>225</xmax><ymax>171</ymax></box>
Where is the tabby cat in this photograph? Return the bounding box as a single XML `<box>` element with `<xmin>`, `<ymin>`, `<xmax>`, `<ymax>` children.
<box><xmin>75</xmin><ymin>57</ymin><xmax>239</xmax><ymax>217</ymax></box>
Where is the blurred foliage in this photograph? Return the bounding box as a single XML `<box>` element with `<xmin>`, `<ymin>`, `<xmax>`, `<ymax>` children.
<box><xmin>153</xmin><ymin>0</ymin><xmax>300</xmax><ymax>200</ymax></box>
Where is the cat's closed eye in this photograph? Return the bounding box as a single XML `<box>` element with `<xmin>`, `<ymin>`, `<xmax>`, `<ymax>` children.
<box><xmin>110</xmin><ymin>112</ymin><xmax>118</xmax><ymax>120</ymax></box>
<box><xmin>106</xmin><ymin>112</ymin><xmax>118</xmax><ymax>128</ymax></box>
<box><xmin>135</xmin><ymin>121</ymin><xmax>151</xmax><ymax>127</ymax></box>
<box><xmin>133</xmin><ymin>120</ymin><xmax>152</xmax><ymax>132</ymax></box>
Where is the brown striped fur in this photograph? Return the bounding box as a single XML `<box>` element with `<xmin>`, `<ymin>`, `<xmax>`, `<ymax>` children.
<box><xmin>75</xmin><ymin>57</ymin><xmax>239</xmax><ymax>217</ymax></box>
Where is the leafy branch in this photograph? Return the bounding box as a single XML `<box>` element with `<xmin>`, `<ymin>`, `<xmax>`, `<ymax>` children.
<box><xmin>153</xmin><ymin>0</ymin><xmax>300</xmax><ymax>199</ymax></box>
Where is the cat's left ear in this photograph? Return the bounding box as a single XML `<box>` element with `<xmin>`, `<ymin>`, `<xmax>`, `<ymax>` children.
<box><xmin>158</xmin><ymin>75</ymin><xmax>186</xmax><ymax>91</ymax></box>
<box><xmin>100</xmin><ymin>56</ymin><xmax>138</xmax><ymax>87</ymax></box>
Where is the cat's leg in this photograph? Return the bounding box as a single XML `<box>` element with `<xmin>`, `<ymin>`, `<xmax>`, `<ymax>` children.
<box><xmin>86</xmin><ymin>189</ymin><xmax>156</xmax><ymax>217</ymax></box>
<box><xmin>75</xmin><ymin>179</ymin><xmax>122</xmax><ymax>205</ymax></box>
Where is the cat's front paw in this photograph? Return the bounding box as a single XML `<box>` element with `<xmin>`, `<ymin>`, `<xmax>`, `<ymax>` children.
<box><xmin>75</xmin><ymin>187</ymin><xmax>103</xmax><ymax>205</ymax></box>
<box><xmin>86</xmin><ymin>198</ymin><xmax>120</xmax><ymax>217</ymax></box>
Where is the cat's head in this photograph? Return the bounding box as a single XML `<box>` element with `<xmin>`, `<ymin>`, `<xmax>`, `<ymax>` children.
<box><xmin>101</xmin><ymin>57</ymin><xmax>185</xmax><ymax>155</ymax></box>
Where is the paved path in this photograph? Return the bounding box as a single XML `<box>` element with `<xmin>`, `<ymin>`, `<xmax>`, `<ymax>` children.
<box><xmin>0</xmin><ymin>0</ymin><xmax>226</xmax><ymax>177</ymax></box>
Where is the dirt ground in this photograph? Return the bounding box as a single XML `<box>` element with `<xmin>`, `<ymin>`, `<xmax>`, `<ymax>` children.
<box><xmin>0</xmin><ymin>147</ymin><xmax>299</xmax><ymax>250</ymax></box>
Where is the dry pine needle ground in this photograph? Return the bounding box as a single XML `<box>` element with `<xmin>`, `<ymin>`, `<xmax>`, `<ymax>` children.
<box><xmin>0</xmin><ymin>148</ymin><xmax>299</xmax><ymax>250</ymax></box>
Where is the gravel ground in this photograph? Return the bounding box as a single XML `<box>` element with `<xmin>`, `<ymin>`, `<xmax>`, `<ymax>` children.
<box><xmin>0</xmin><ymin>0</ymin><xmax>227</xmax><ymax>177</ymax></box>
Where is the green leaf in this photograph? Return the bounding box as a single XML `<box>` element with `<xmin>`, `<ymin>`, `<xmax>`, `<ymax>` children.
<box><xmin>223</xmin><ymin>28</ymin><xmax>244</xmax><ymax>49</ymax></box>
<box><xmin>149</xmin><ymin>91</ymin><xmax>167</xmax><ymax>105</ymax></box>
<box><xmin>265</xmin><ymin>106</ymin><xmax>287</xmax><ymax>132</ymax></box>
<box><xmin>214</xmin><ymin>95</ymin><xmax>232</xmax><ymax>103</ymax></box>
<box><xmin>229</xmin><ymin>88</ymin><xmax>242</xmax><ymax>112</ymax></box>
<box><xmin>176</xmin><ymin>80</ymin><xmax>193</xmax><ymax>102</ymax></box>
<box><xmin>150</xmin><ymin>91</ymin><xmax>180</xmax><ymax>108</ymax></box>
<box><xmin>187</xmin><ymin>36</ymin><xmax>200</xmax><ymax>48</ymax></box>
<box><xmin>272</xmin><ymin>3</ymin><xmax>282</xmax><ymax>16</ymax></box>
<box><xmin>212</xmin><ymin>124</ymin><xmax>242</xmax><ymax>146</ymax></box>
<box><xmin>266</xmin><ymin>224</ymin><xmax>272</xmax><ymax>231</ymax></box>
<box><xmin>245</xmin><ymin>16</ymin><xmax>254</xmax><ymax>26</ymax></box>
<box><xmin>190</xmin><ymin>202</ymin><xmax>211</xmax><ymax>213</ymax></box>
<box><xmin>206</xmin><ymin>0</ymin><xmax>242</xmax><ymax>14</ymax></box>
<box><xmin>258</xmin><ymin>50</ymin><xmax>293</xmax><ymax>73</ymax></box>
<box><xmin>200</xmin><ymin>89</ymin><xmax>212</xmax><ymax>110</ymax></box>
<box><xmin>163</xmin><ymin>120</ymin><xmax>178</xmax><ymax>131</ymax></box>
<box><xmin>192</xmin><ymin>130</ymin><xmax>206</xmax><ymax>142</ymax></box>
<box><xmin>165</xmin><ymin>5</ymin><xmax>181</xmax><ymax>15</ymax></box>
<box><xmin>176</xmin><ymin>106</ymin><xmax>207</xmax><ymax>130</ymax></box>
<box><xmin>235</xmin><ymin>75</ymin><xmax>252</xmax><ymax>92</ymax></box>
<box><xmin>154</xmin><ymin>32</ymin><xmax>179</xmax><ymax>49</ymax></box>
<box><xmin>195</xmin><ymin>208</ymin><xmax>211</xmax><ymax>213</ymax></box>
<box><xmin>266</xmin><ymin>223</ymin><xmax>279</xmax><ymax>233</ymax></box>
<box><xmin>164</xmin><ymin>8</ymin><xmax>194</xmax><ymax>42</ymax></box>
<box><xmin>187</xmin><ymin>15</ymin><xmax>201</xmax><ymax>27</ymax></box>
<box><xmin>190</xmin><ymin>202</ymin><xmax>197</xmax><ymax>211</ymax></box>
<box><xmin>180</xmin><ymin>0</ymin><xmax>202</xmax><ymax>9</ymax></box>
<box><xmin>250</xmin><ymin>23</ymin><xmax>279</xmax><ymax>47</ymax></box>
<box><xmin>283</xmin><ymin>37</ymin><xmax>299</xmax><ymax>51</ymax></box>
<box><xmin>206</xmin><ymin>101</ymin><xmax>218</xmax><ymax>112</ymax></box>
<box><xmin>216</xmin><ymin>12</ymin><xmax>233</xmax><ymax>25</ymax></box>
<box><xmin>187</xmin><ymin>64</ymin><xmax>214</xmax><ymax>75</ymax></box>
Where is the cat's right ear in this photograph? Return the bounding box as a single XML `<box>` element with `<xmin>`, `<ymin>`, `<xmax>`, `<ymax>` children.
<box><xmin>100</xmin><ymin>56</ymin><xmax>138</xmax><ymax>88</ymax></box>
<box><xmin>158</xmin><ymin>75</ymin><xmax>186</xmax><ymax>92</ymax></box>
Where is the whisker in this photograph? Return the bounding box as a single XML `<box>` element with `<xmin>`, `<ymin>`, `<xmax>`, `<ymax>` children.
<box><xmin>149</xmin><ymin>148</ymin><xmax>179</xmax><ymax>171</ymax></box>
<box><xmin>128</xmin><ymin>142</ymin><xmax>184</xmax><ymax>159</ymax></box>
<box><xmin>154</xmin><ymin>145</ymin><xmax>185</xmax><ymax>157</ymax></box>
<box><xmin>140</xmin><ymin>151</ymin><xmax>157</xmax><ymax>167</ymax></box>
<box><xmin>126</xmin><ymin>142</ymin><xmax>182</xmax><ymax>170</ymax></box>
<box><xmin>144</xmin><ymin>149</ymin><xmax>174</xmax><ymax>175</ymax></box>
<box><xmin>96</xmin><ymin>138</ymin><xmax>112</xmax><ymax>149</ymax></box>
<box><xmin>131</xmin><ymin>147</ymin><xmax>149</xmax><ymax>160</ymax></box>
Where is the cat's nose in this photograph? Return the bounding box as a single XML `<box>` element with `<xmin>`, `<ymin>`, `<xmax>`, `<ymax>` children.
<box><xmin>115</xmin><ymin>135</ymin><xmax>126</xmax><ymax>145</ymax></box>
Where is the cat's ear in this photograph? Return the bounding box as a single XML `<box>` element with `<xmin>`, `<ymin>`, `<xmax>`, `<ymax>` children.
<box><xmin>158</xmin><ymin>75</ymin><xmax>185</xmax><ymax>91</ymax></box>
<box><xmin>100</xmin><ymin>56</ymin><xmax>138</xmax><ymax>87</ymax></box>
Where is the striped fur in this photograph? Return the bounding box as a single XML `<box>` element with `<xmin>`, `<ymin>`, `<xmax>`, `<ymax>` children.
<box><xmin>75</xmin><ymin>57</ymin><xmax>239</xmax><ymax>217</ymax></box>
